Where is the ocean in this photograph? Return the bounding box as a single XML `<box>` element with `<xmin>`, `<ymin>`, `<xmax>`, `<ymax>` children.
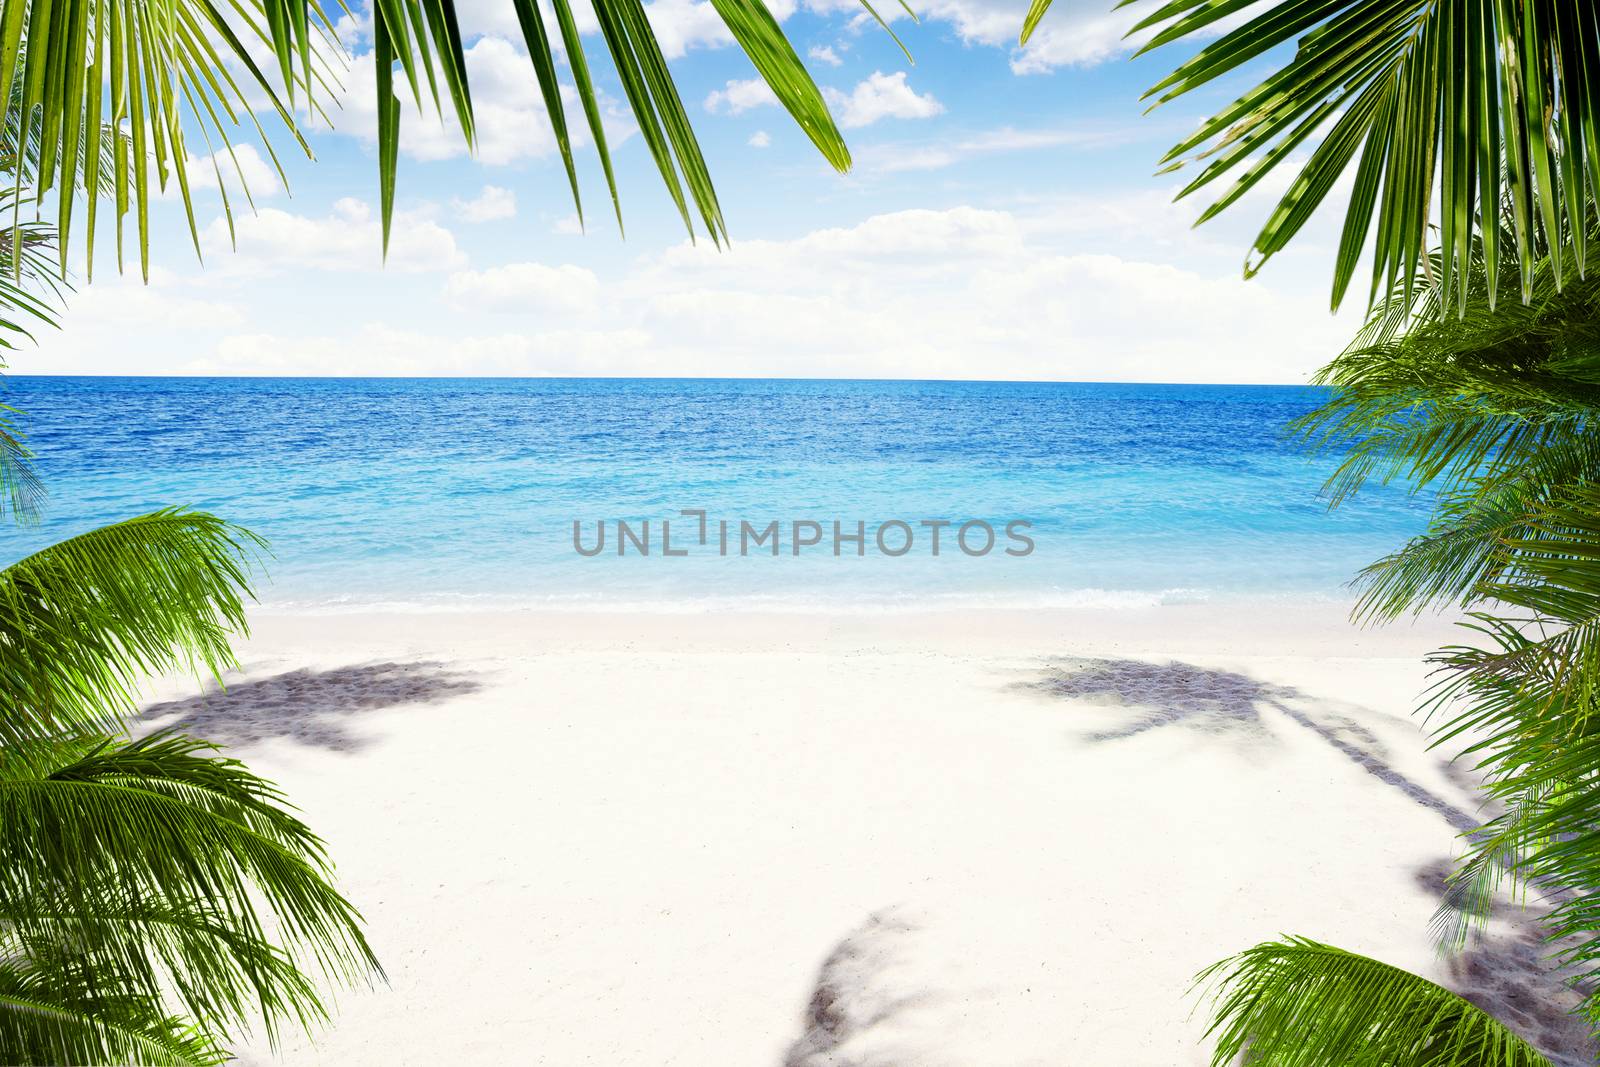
<box><xmin>2</xmin><ymin>377</ymin><xmax>1431</xmax><ymax>612</ymax></box>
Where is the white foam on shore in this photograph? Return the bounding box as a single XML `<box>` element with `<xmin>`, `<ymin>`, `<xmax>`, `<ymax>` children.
<box><xmin>250</xmin><ymin>585</ymin><xmax>1351</xmax><ymax>617</ymax></box>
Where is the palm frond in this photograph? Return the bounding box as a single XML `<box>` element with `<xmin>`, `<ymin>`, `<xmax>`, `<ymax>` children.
<box><xmin>1118</xmin><ymin>1</ymin><xmax>1600</xmax><ymax>313</ymax></box>
<box><xmin>1345</xmin><ymin>427</ymin><xmax>1600</xmax><ymax>623</ymax></box>
<box><xmin>1431</xmin><ymin>779</ymin><xmax>1557</xmax><ymax>953</ymax></box>
<box><xmin>0</xmin><ymin>190</ymin><xmax>66</xmax><ymax>350</ymax></box>
<box><xmin>2</xmin><ymin>0</ymin><xmax>860</xmax><ymax>271</ymax></box>
<box><xmin>0</xmin><ymin>400</ymin><xmax>43</xmax><ymax>523</ymax></box>
<box><xmin>1196</xmin><ymin>937</ymin><xmax>1552</xmax><ymax>1066</ymax></box>
<box><xmin>0</xmin><ymin>508</ymin><xmax>264</xmax><ymax>749</ymax></box>
<box><xmin>0</xmin><ymin>0</ymin><xmax>323</xmax><ymax>282</ymax></box>
<box><xmin>1289</xmin><ymin>232</ymin><xmax>1600</xmax><ymax>627</ymax></box>
<box><xmin>1406</xmin><ymin>485</ymin><xmax>1600</xmax><ymax>987</ymax></box>
<box><xmin>0</xmin><ymin>938</ymin><xmax>228</xmax><ymax>1066</ymax></box>
<box><xmin>1292</xmin><ymin>259</ymin><xmax>1600</xmax><ymax>505</ymax></box>
<box><xmin>0</xmin><ymin>731</ymin><xmax>381</xmax><ymax>1047</ymax></box>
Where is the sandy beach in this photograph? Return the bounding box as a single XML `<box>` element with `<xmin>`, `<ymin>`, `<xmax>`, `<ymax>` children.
<box><xmin>133</xmin><ymin>604</ymin><xmax>1591</xmax><ymax>1065</ymax></box>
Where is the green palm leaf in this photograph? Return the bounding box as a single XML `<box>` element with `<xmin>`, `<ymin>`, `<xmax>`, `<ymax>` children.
<box><xmin>0</xmin><ymin>508</ymin><xmax>264</xmax><ymax>749</ymax></box>
<box><xmin>0</xmin><ymin>190</ymin><xmax>65</xmax><ymax>351</ymax></box>
<box><xmin>0</xmin><ymin>401</ymin><xmax>42</xmax><ymax>524</ymax></box>
<box><xmin>0</xmin><ymin>937</ymin><xmax>228</xmax><ymax>1066</ymax></box>
<box><xmin>2</xmin><ymin>0</ymin><xmax>860</xmax><ymax>269</ymax></box>
<box><xmin>1196</xmin><ymin>937</ymin><xmax>1552</xmax><ymax>1066</ymax></box>
<box><xmin>0</xmin><ymin>731</ymin><xmax>380</xmax><ymax>1050</ymax></box>
<box><xmin>1292</xmin><ymin>233</ymin><xmax>1600</xmax><ymax>623</ymax></box>
<box><xmin>1289</xmin><ymin>225</ymin><xmax>1600</xmax><ymax>1008</ymax></box>
<box><xmin>1108</xmin><ymin>1</ymin><xmax>1600</xmax><ymax>313</ymax></box>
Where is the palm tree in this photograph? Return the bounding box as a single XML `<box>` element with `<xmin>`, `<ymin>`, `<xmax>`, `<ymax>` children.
<box><xmin>0</xmin><ymin>75</ymin><xmax>381</xmax><ymax>1062</ymax></box>
<box><xmin>1075</xmin><ymin>6</ymin><xmax>1600</xmax><ymax>1061</ymax></box>
<box><xmin>1180</xmin><ymin>221</ymin><xmax>1600</xmax><ymax>1061</ymax></box>
<box><xmin>1067</xmin><ymin>1</ymin><xmax>1600</xmax><ymax>316</ymax></box>
<box><xmin>0</xmin><ymin>0</ymin><xmax>868</xmax><ymax>278</ymax></box>
<box><xmin>4</xmin><ymin>0</ymin><xmax>1595</xmax><ymax>307</ymax></box>
<box><xmin>1196</xmin><ymin>938</ymin><xmax>1554</xmax><ymax>1066</ymax></box>
<box><xmin>0</xmin><ymin>506</ymin><xmax>382</xmax><ymax>1064</ymax></box>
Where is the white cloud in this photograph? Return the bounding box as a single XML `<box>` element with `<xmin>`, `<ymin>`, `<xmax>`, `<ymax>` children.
<box><xmin>200</xmin><ymin>198</ymin><xmax>466</xmax><ymax>274</ymax></box>
<box><xmin>455</xmin><ymin>0</ymin><xmax>753</xmax><ymax>57</ymax></box>
<box><xmin>61</xmin><ymin>268</ymin><xmax>244</xmax><ymax>330</ymax></box>
<box><xmin>451</xmin><ymin>185</ymin><xmax>518</xmax><ymax>223</ymax></box>
<box><xmin>552</xmin><ymin>215</ymin><xmax>585</xmax><ymax>235</ymax></box>
<box><xmin>450</xmin><ymin>0</ymin><xmax>530</xmax><ymax>39</ymax></box>
<box><xmin>704</xmin><ymin>78</ymin><xmax>780</xmax><ymax>115</ymax></box>
<box><xmin>923</xmin><ymin>0</ymin><xmax>1144</xmax><ymax>73</ymax></box>
<box><xmin>642</xmin><ymin>0</ymin><xmax>737</xmax><ymax>57</ymax></box>
<box><xmin>13</xmin><ymin>268</ymin><xmax>245</xmax><ymax>373</ymax></box>
<box><xmin>748</xmin><ymin>130</ymin><xmax>772</xmax><ymax>148</ymax></box>
<box><xmin>323</xmin><ymin>36</ymin><xmax>631</xmax><ymax>165</ymax></box>
<box><xmin>826</xmin><ymin>0</ymin><xmax>1159</xmax><ymax>75</ymax></box>
<box><xmin>184</xmin><ymin>144</ymin><xmax>282</xmax><ymax>200</ymax></box>
<box><xmin>808</xmin><ymin>44</ymin><xmax>843</xmax><ymax>66</ymax></box>
<box><xmin>616</xmin><ymin>205</ymin><xmax>1355</xmax><ymax>381</ymax></box>
<box><xmin>443</xmin><ymin>262</ymin><xmax>602</xmax><ymax>314</ymax></box>
<box><xmin>59</xmin><ymin>204</ymin><xmax>1356</xmax><ymax>381</ymax></box>
<box><xmin>860</xmin><ymin>123</ymin><xmax>1131</xmax><ymax>173</ymax></box>
<box><xmin>823</xmin><ymin>72</ymin><xmax>942</xmax><ymax>129</ymax></box>
<box><xmin>190</xmin><ymin>324</ymin><xmax>657</xmax><ymax>376</ymax></box>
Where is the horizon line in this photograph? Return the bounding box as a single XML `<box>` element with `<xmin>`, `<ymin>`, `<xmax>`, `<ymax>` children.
<box><xmin>3</xmin><ymin>374</ymin><xmax>1323</xmax><ymax>388</ymax></box>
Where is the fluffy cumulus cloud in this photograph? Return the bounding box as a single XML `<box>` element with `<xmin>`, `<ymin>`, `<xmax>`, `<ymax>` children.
<box><xmin>36</xmin><ymin>202</ymin><xmax>1357</xmax><ymax>380</ymax></box>
<box><xmin>821</xmin><ymin>0</ymin><xmax>1160</xmax><ymax>74</ymax></box>
<box><xmin>324</xmin><ymin>36</ymin><xmax>589</xmax><ymax>165</ymax></box>
<box><xmin>455</xmin><ymin>0</ymin><xmax>762</xmax><ymax>57</ymax></box>
<box><xmin>748</xmin><ymin>130</ymin><xmax>772</xmax><ymax>148</ymax></box>
<box><xmin>704</xmin><ymin>78</ymin><xmax>779</xmax><ymax>115</ymax></box>
<box><xmin>823</xmin><ymin>72</ymin><xmax>942</xmax><ymax>128</ymax></box>
<box><xmin>192</xmin><ymin>324</ymin><xmax>658</xmax><ymax>376</ymax></box>
<box><xmin>200</xmin><ymin>198</ymin><xmax>466</xmax><ymax>274</ymax></box>
<box><xmin>808</xmin><ymin>44</ymin><xmax>843</xmax><ymax>66</ymax></box>
<box><xmin>20</xmin><ymin>267</ymin><xmax>248</xmax><ymax>374</ymax></box>
<box><xmin>640</xmin><ymin>0</ymin><xmax>737</xmax><ymax>57</ymax></box>
<box><xmin>54</xmin><ymin>268</ymin><xmax>246</xmax><ymax>331</ymax></box>
<box><xmin>451</xmin><ymin>185</ymin><xmax>518</xmax><ymax>223</ymax></box>
<box><xmin>444</xmin><ymin>262</ymin><xmax>602</xmax><ymax>313</ymax></box>
<box><xmin>610</xmin><ymin>205</ymin><xmax>1355</xmax><ymax>380</ymax></box>
<box><xmin>184</xmin><ymin>144</ymin><xmax>282</xmax><ymax>200</ymax></box>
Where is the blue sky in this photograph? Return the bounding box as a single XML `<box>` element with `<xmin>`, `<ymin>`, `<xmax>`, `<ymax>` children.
<box><xmin>13</xmin><ymin>0</ymin><xmax>1366</xmax><ymax>381</ymax></box>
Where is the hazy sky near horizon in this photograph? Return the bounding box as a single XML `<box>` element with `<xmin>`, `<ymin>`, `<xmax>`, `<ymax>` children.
<box><xmin>12</xmin><ymin>0</ymin><xmax>1366</xmax><ymax>382</ymax></box>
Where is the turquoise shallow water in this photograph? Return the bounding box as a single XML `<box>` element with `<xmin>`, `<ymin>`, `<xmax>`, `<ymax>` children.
<box><xmin>2</xmin><ymin>377</ymin><xmax>1431</xmax><ymax>612</ymax></box>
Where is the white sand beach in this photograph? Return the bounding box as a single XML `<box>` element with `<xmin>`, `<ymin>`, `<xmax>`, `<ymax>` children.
<box><xmin>134</xmin><ymin>604</ymin><xmax>1592</xmax><ymax>1066</ymax></box>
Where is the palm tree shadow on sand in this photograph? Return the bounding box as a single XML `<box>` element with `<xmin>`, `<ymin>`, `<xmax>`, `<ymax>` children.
<box><xmin>784</xmin><ymin>909</ymin><xmax>941</xmax><ymax>1067</ymax></box>
<box><xmin>1019</xmin><ymin>657</ymin><xmax>1478</xmax><ymax>833</ymax></box>
<box><xmin>782</xmin><ymin>661</ymin><xmax>1594</xmax><ymax>1065</ymax></box>
<box><xmin>137</xmin><ymin>661</ymin><xmax>484</xmax><ymax>753</ymax></box>
<box><xmin>1418</xmin><ymin>858</ymin><xmax>1598</xmax><ymax>1066</ymax></box>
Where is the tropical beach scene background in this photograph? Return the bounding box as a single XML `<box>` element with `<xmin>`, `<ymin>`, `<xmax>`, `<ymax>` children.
<box><xmin>6</xmin><ymin>1</ymin><xmax>1600</xmax><ymax>1066</ymax></box>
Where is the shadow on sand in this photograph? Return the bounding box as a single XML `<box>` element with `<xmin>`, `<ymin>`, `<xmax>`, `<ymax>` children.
<box><xmin>782</xmin><ymin>660</ymin><xmax>1595</xmax><ymax>1064</ymax></box>
<box><xmin>784</xmin><ymin>909</ymin><xmax>934</xmax><ymax>1067</ymax></box>
<box><xmin>138</xmin><ymin>661</ymin><xmax>484</xmax><ymax>753</ymax></box>
<box><xmin>1019</xmin><ymin>657</ymin><xmax>1478</xmax><ymax>833</ymax></box>
<box><xmin>1418</xmin><ymin>859</ymin><xmax>1598</xmax><ymax>1066</ymax></box>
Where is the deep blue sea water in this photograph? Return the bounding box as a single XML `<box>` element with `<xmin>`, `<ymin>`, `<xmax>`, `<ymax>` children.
<box><xmin>0</xmin><ymin>377</ymin><xmax>1433</xmax><ymax>612</ymax></box>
